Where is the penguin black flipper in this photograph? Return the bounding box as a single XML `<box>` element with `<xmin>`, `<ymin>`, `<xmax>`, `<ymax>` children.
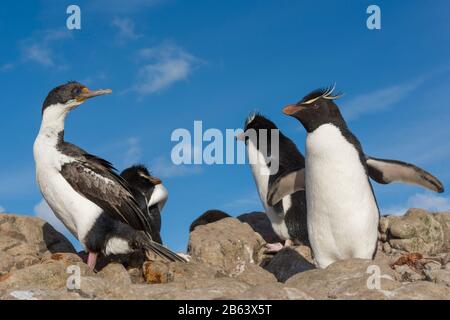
<box><xmin>267</xmin><ymin>167</ymin><xmax>305</xmax><ymax>207</ymax></box>
<box><xmin>60</xmin><ymin>147</ymin><xmax>185</xmax><ymax>262</ymax></box>
<box><xmin>366</xmin><ymin>156</ymin><xmax>444</xmax><ymax>193</ymax></box>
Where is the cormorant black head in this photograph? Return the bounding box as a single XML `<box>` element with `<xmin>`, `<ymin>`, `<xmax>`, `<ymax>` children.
<box><xmin>120</xmin><ymin>164</ymin><xmax>162</xmax><ymax>195</ymax></box>
<box><xmin>283</xmin><ymin>85</ymin><xmax>344</xmax><ymax>132</ymax></box>
<box><xmin>42</xmin><ymin>81</ymin><xmax>112</xmax><ymax>115</ymax></box>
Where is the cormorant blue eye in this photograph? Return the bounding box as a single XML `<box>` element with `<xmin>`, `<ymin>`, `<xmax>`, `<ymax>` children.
<box><xmin>72</xmin><ymin>87</ymin><xmax>82</xmax><ymax>95</ymax></box>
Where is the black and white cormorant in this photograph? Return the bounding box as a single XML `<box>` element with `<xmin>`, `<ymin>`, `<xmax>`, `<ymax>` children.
<box><xmin>33</xmin><ymin>81</ymin><xmax>185</xmax><ymax>270</ymax></box>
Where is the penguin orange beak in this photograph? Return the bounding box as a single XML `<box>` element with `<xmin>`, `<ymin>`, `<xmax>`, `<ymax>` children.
<box><xmin>283</xmin><ymin>104</ymin><xmax>305</xmax><ymax>116</ymax></box>
<box><xmin>139</xmin><ymin>172</ymin><xmax>162</xmax><ymax>185</ymax></box>
<box><xmin>235</xmin><ymin>131</ymin><xmax>246</xmax><ymax>141</ymax></box>
<box><xmin>77</xmin><ymin>88</ymin><xmax>112</xmax><ymax>101</ymax></box>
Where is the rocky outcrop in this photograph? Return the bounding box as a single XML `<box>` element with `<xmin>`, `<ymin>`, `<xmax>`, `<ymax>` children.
<box><xmin>237</xmin><ymin>212</ymin><xmax>283</xmax><ymax>243</ymax></box>
<box><xmin>187</xmin><ymin>217</ymin><xmax>266</xmax><ymax>274</ymax></box>
<box><xmin>379</xmin><ymin>209</ymin><xmax>450</xmax><ymax>255</ymax></box>
<box><xmin>263</xmin><ymin>247</ymin><xmax>315</xmax><ymax>282</ymax></box>
<box><xmin>189</xmin><ymin>210</ymin><xmax>231</xmax><ymax>233</ymax></box>
<box><xmin>1</xmin><ymin>210</ymin><xmax>450</xmax><ymax>300</ymax></box>
<box><xmin>0</xmin><ymin>214</ymin><xmax>75</xmax><ymax>276</ymax></box>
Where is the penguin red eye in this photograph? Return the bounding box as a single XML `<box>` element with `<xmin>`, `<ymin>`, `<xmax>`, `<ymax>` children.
<box><xmin>312</xmin><ymin>103</ymin><xmax>320</xmax><ymax>109</ymax></box>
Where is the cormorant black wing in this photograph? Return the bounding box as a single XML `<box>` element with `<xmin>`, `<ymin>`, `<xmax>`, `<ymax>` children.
<box><xmin>60</xmin><ymin>151</ymin><xmax>155</xmax><ymax>236</ymax></box>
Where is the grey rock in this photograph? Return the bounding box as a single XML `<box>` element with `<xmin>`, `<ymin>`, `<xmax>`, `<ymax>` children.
<box><xmin>188</xmin><ymin>218</ymin><xmax>265</xmax><ymax>274</ymax></box>
<box><xmin>142</xmin><ymin>260</ymin><xmax>220</xmax><ymax>284</ymax></box>
<box><xmin>237</xmin><ymin>212</ymin><xmax>283</xmax><ymax>244</ymax></box>
<box><xmin>264</xmin><ymin>248</ymin><xmax>315</xmax><ymax>282</ymax></box>
<box><xmin>189</xmin><ymin>210</ymin><xmax>231</xmax><ymax>233</ymax></box>
<box><xmin>434</xmin><ymin>212</ymin><xmax>450</xmax><ymax>252</ymax></box>
<box><xmin>2</xmin><ymin>211</ymin><xmax>450</xmax><ymax>300</ymax></box>
<box><xmin>286</xmin><ymin>258</ymin><xmax>400</xmax><ymax>300</ymax></box>
<box><xmin>0</xmin><ymin>259</ymin><xmax>89</xmax><ymax>291</ymax></box>
<box><xmin>426</xmin><ymin>269</ymin><xmax>450</xmax><ymax>288</ymax></box>
<box><xmin>97</xmin><ymin>263</ymin><xmax>131</xmax><ymax>287</ymax></box>
<box><xmin>154</xmin><ymin>278</ymin><xmax>251</xmax><ymax>300</ymax></box>
<box><xmin>382</xmin><ymin>242</ymin><xmax>392</xmax><ymax>254</ymax></box>
<box><xmin>232</xmin><ymin>263</ymin><xmax>277</xmax><ymax>286</ymax></box>
<box><xmin>1</xmin><ymin>288</ymin><xmax>84</xmax><ymax>300</ymax></box>
<box><xmin>381</xmin><ymin>209</ymin><xmax>446</xmax><ymax>255</ymax></box>
<box><xmin>0</xmin><ymin>214</ymin><xmax>75</xmax><ymax>275</ymax></box>
<box><xmin>390</xmin><ymin>281</ymin><xmax>450</xmax><ymax>300</ymax></box>
<box><xmin>233</xmin><ymin>283</ymin><xmax>313</xmax><ymax>300</ymax></box>
<box><xmin>393</xmin><ymin>265</ymin><xmax>425</xmax><ymax>282</ymax></box>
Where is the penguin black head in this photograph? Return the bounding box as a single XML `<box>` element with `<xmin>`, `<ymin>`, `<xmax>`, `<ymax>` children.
<box><xmin>283</xmin><ymin>85</ymin><xmax>344</xmax><ymax>132</ymax></box>
<box><xmin>236</xmin><ymin>113</ymin><xmax>278</xmax><ymax>144</ymax></box>
<box><xmin>244</xmin><ymin>112</ymin><xmax>278</xmax><ymax>131</ymax></box>
<box><xmin>120</xmin><ymin>164</ymin><xmax>162</xmax><ymax>196</ymax></box>
<box><xmin>42</xmin><ymin>81</ymin><xmax>112</xmax><ymax>115</ymax></box>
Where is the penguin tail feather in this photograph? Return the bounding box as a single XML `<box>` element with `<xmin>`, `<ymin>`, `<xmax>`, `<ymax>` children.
<box><xmin>143</xmin><ymin>240</ymin><xmax>187</xmax><ymax>263</ymax></box>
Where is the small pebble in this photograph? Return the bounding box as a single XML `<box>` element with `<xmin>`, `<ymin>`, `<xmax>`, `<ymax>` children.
<box><xmin>382</xmin><ymin>242</ymin><xmax>391</xmax><ymax>254</ymax></box>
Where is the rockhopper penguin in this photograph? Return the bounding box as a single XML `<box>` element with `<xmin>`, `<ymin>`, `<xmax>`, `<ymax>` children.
<box><xmin>120</xmin><ymin>164</ymin><xmax>168</xmax><ymax>244</ymax></box>
<box><xmin>33</xmin><ymin>82</ymin><xmax>186</xmax><ymax>270</ymax></box>
<box><xmin>280</xmin><ymin>85</ymin><xmax>444</xmax><ymax>268</ymax></box>
<box><xmin>240</xmin><ymin>113</ymin><xmax>444</xmax><ymax>254</ymax></box>
<box><xmin>237</xmin><ymin>113</ymin><xmax>308</xmax><ymax>252</ymax></box>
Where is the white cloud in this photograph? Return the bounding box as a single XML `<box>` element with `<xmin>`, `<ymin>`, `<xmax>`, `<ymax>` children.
<box><xmin>150</xmin><ymin>156</ymin><xmax>203</xmax><ymax>178</ymax></box>
<box><xmin>18</xmin><ymin>29</ymin><xmax>71</xmax><ymax>68</ymax></box>
<box><xmin>123</xmin><ymin>137</ymin><xmax>142</xmax><ymax>167</ymax></box>
<box><xmin>342</xmin><ymin>79</ymin><xmax>423</xmax><ymax>120</ymax></box>
<box><xmin>132</xmin><ymin>42</ymin><xmax>201</xmax><ymax>95</ymax></box>
<box><xmin>111</xmin><ymin>18</ymin><xmax>141</xmax><ymax>44</ymax></box>
<box><xmin>34</xmin><ymin>199</ymin><xmax>72</xmax><ymax>237</ymax></box>
<box><xmin>408</xmin><ymin>193</ymin><xmax>450</xmax><ymax>212</ymax></box>
<box><xmin>22</xmin><ymin>44</ymin><xmax>54</xmax><ymax>67</ymax></box>
<box><xmin>0</xmin><ymin>206</ymin><xmax>5</xmax><ymax>213</ymax></box>
<box><xmin>382</xmin><ymin>192</ymin><xmax>450</xmax><ymax>216</ymax></box>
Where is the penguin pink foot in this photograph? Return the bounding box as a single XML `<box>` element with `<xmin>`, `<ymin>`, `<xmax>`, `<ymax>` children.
<box><xmin>265</xmin><ymin>239</ymin><xmax>295</xmax><ymax>253</ymax></box>
<box><xmin>264</xmin><ymin>242</ymin><xmax>284</xmax><ymax>253</ymax></box>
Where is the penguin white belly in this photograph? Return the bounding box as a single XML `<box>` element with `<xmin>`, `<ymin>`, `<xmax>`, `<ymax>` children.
<box><xmin>248</xmin><ymin>140</ymin><xmax>290</xmax><ymax>240</ymax></box>
<box><xmin>305</xmin><ymin>124</ymin><xmax>379</xmax><ymax>269</ymax></box>
<box><xmin>34</xmin><ymin>139</ymin><xmax>103</xmax><ymax>243</ymax></box>
<box><xmin>148</xmin><ymin>184</ymin><xmax>168</xmax><ymax>211</ymax></box>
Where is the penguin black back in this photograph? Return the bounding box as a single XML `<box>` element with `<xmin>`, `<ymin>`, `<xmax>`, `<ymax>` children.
<box><xmin>120</xmin><ymin>165</ymin><xmax>163</xmax><ymax>244</ymax></box>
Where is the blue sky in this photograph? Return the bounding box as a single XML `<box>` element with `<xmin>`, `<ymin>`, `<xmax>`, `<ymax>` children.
<box><xmin>1</xmin><ymin>0</ymin><xmax>449</xmax><ymax>252</ymax></box>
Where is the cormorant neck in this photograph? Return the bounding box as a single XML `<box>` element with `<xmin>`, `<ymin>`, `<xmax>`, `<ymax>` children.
<box><xmin>38</xmin><ymin>103</ymin><xmax>69</xmax><ymax>146</ymax></box>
